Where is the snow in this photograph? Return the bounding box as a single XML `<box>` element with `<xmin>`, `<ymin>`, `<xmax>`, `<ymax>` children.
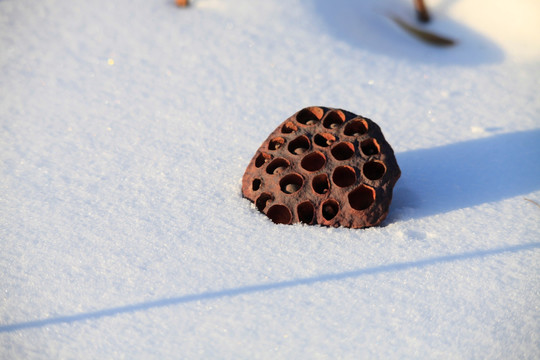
<box><xmin>1</xmin><ymin>0</ymin><xmax>539</xmax><ymax>358</ymax></box>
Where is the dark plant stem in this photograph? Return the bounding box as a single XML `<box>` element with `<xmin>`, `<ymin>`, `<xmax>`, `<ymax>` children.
<box><xmin>414</xmin><ymin>0</ymin><xmax>431</xmax><ymax>23</ymax></box>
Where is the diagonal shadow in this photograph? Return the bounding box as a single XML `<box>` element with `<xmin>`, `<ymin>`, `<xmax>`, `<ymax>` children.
<box><xmin>390</xmin><ymin>129</ymin><xmax>540</xmax><ymax>220</ymax></box>
<box><xmin>1</xmin><ymin>242</ymin><xmax>538</xmax><ymax>333</ymax></box>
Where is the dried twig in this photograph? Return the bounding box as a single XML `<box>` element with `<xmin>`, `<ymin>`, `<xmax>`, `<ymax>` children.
<box><xmin>524</xmin><ymin>198</ymin><xmax>540</xmax><ymax>208</ymax></box>
<box><xmin>414</xmin><ymin>0</ymin><xmax>431</xmax><ymax>23</ymax></box>
<box><xmin>390</xmin><ymin>15</ymin><xmax>455</xmax><ymax>46</ymax></box>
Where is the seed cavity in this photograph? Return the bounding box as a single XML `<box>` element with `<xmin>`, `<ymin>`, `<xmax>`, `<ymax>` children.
<box><xmin>288</xmin><ymin>135</ymin><xmax>310</xmax><ymax>155</ymax></box>
<box><xmin>301</xmin><ymin>152</ymin><xmax>326</xmax><ymax>172</ymax></box>
<box><xmin>361</xmin><ymin>138</ymin><xmax>380</xmax><ymax>156</ymax></box>
<box><xmin>344</xmin><ymin>119</ymin><xmax>368</xmax><ymax>136</ymax></box>
<box><xmin>280</xmin><ymin>173</ymin><xmax>303</xmax><ymax>194</ymax></box>
<box><xmin>252</xmin><ymin>178</ymin><xmax>261</xmax><ymax>191</ymax></box>
<box><xmin>332</xmin><ymin>166</ymin><xmax>356</xmax><ymax>187</ymax></box>
<box><xmin>281</xmin><ymin>122</ymin><xmax>298</xmax><ymax>134</ymax></box>
<box><xmin>363</xmin><ymin>161</ymin><xmax>386</xmax><ymax>180</ymax></box>
<box><xmin>312</xmin><ymin>173</ymin><xmax>330</xmax><ymax>194</ymax></box>
<box><xmin>297</xmin><ymin>201</ymin><xmax>315</xmax><ymax>224</ymax></box>
<box><xmin>256</xmin><ymin>193</ymin><xmax>272</xmax><ymax>211</ymax></box>
<box><xmin>331</xmin><ymin>142</ymin><xmax>355</xmax><ymax>161</ymax></box>
<box><xmin>314</xmin><ymin>133</ymin><xmax>336</xmax><ymax>147</ymax></box>
<box><xmin>268</xmin><ymin>137</ymin><xmax>285</xmax><ymax>151</ymax></box>
<box><xmin>266</xmin><ymin>158</ymin><xmax>290</xmax><ymax>175</ymax></box>
<box><xmin>267</xmin><ymin>204</ymin><xmax>292</xmax><ymax>224</ymax></box>
<box><xmin>323</xmin><ymin>110</ymin><xmax>345</xmax><ymax>129</ymax></box>
<box><xmin>255</xmin><ymin>153</ymin><xmax>271</xmax><ymax>168</ymax></box>
<box><xmin>348</xmin><ymin>185</ymin><xmax>375</xmax><ymax>211</ymax></box>
<box><xmin>321</xmin><ymin>199</ymin><xmax>339</xmax><ymax>221</ymax></box>
<box><xmin>296</xmin><ymin>107</ymin><xmax>323</xmax><ymax>125</ymax></box>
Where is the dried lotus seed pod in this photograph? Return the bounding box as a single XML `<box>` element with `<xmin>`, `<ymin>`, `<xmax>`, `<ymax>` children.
<box><xmin>242</xmin><ymin>106</ymin><xmax>401</xmax><ymax>228</ymax></box>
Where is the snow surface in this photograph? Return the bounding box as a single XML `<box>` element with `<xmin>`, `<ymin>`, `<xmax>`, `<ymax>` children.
<box><xmin>1</xmin><ymin>0</ymin><xmax>539</xmax><ymax>358</ymax></box>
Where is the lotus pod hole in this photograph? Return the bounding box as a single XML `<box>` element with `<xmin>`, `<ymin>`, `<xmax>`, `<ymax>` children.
<box><xmin>296</xmin><ymin>107</ymin><xmax>323</xmax><ymax>125</ymax></box>
<box><xmin>332</xmin><ymin>166</ymin><xmax>356</xmax><ymax>188</ymax></box>
<box><xmin>255</xmin><ymin>152</ymin><xmax>271</xmax><ymax>168</ymax></box>
<box><xmin>297</xmin><ymin>201</ymin><xmax>315</xmax><ymax>224</ymax></box>
<box><xmin>361</xmin><ymin>138</ymin><xmax>380</xmax><ymax>156</ymax></box>
<box><xmin>312</xmin><ymin>173</ymin><xmax>330</xmax><ymax>194</ymax></box>
<box><xmin>323</xmin><ymin>110</ymin><xmax>345</xmax><ymax>129</ymax></box>
<box><xmin>288</xmin><ymin>135</ymin><xmax>310</xmax><ymax>155</ymax></box>
<box><xmin>252</xmin><ymin>178</ymin><xmax>261</xmax><ymax>191</ymax></box>
<box><xmin>301</xmin><ymin>152</ymin><xmax>326</xmax><ymax>172</ymax></box>
<box><xmin>344</xmin><ymin>119</ymin><xmax>368</xmax><ymax>136</ymax></box>
<box><xmin>314</xmin><ymin>133</ymin><xmax>336</xmax><ymax>147</ymax></box>
<box><xmin>256</xmin><ymin>193</ymin><xmax>273</xmax><ymax>212</ymax></box>
<box><xmin>266</xmin><ymin>158</ymin><xmax>290</xmax><ymax>175</ymax></box>
<box><xmin>280</xmin><ymin>174</ymin><xmax>304</xmax><ymax>194</ymax></box>
<box><xmin>348</xmin><ymin>185</ymin><xmax>375</xmax><ymax>211</ymax></box>
<box><xmin>281</xmin><ymin>122</ymin><xmax>298</xmax><ymax>134</ymax></box>
<box><xmin>267</xmin><ymin>204</ymin><xmax>292</xmax><ymax>224</ymax></box>
<box><xmin>331</xmin><ymin>142</ymin><xmax>355</xmax><ymax>161</ymax></box>
<box><xmin>268</xmin><ymin>137</ymin><xmax>285</xmax><ymax>151</ymax></box>
<box><xmin>241</xmin><ymin>106</ymin><xmax>400</xmax><ymax>228</ymax></box>
<box><xmin>363</xmin><ymin>161</ymin><xmax>386</xmax><ymax>180</ymax></box>
<box><xmin>322</xmin><ymin>199</ymin><xmax>340</xmax><ymax>220</ymax></box>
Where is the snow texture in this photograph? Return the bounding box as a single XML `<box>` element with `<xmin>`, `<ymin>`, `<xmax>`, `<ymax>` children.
<box><xmin>1</xmin><ymin>0</ymin><xmax>539</xmax><ymax>358</ymax></box>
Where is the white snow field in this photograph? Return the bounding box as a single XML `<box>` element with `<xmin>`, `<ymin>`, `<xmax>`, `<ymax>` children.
<box><xmin>1</xmin><ymin>0</ymin><xmax>539</xmax><ymax>358</ymax></box>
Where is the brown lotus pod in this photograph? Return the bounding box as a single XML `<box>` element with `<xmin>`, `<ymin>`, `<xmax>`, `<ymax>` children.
<box><xmin>242</xmin><ymin>106</ymin><xmax>401</xmax><ymax>228</ymax></box>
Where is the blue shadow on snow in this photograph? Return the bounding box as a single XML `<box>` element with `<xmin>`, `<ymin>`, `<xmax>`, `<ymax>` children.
<box><xmin>390</xmin><ymin>129</ymin><xmax>540</xmax><ymax>220</ymax></box>
<box><xmin>0</xmin><ymin>242</ymin><xmax>538</xmax><ymax>333</ymax></box>
<box><xmin>312</xmin><ymin>0</ymin><xmax>505</xmax><ymax>66</ymax></box>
